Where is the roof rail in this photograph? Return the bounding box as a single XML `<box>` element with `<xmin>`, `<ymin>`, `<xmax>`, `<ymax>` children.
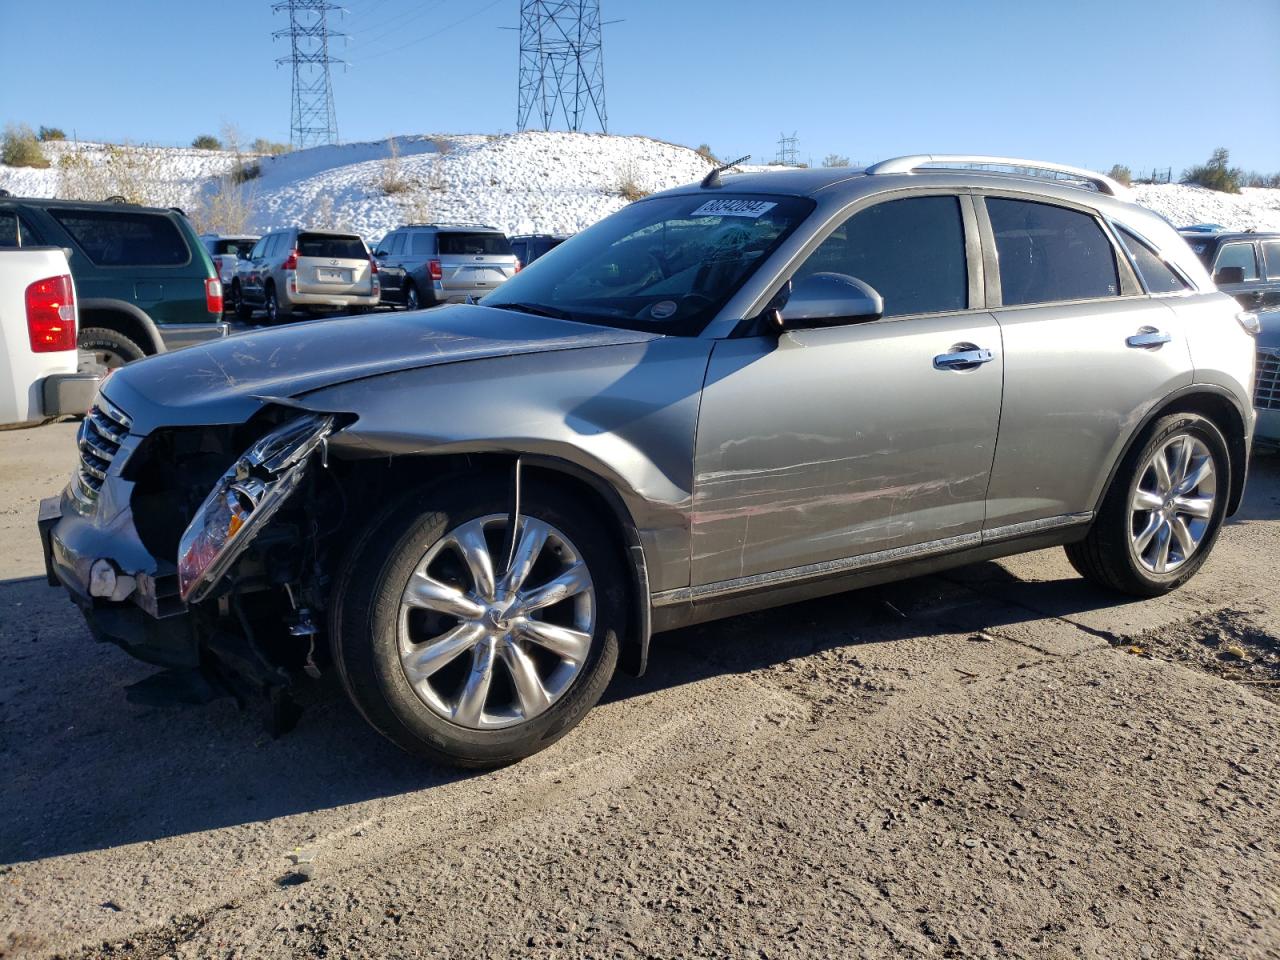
<box><xmin>405</xmin><ymin>221</ymin><xmax>499</xmax><ymax>230</ymax></box>
<box><xmin>865</xmin><ymin>155</ymin><xmax>1130</xmax><ymax>198</ymax></box>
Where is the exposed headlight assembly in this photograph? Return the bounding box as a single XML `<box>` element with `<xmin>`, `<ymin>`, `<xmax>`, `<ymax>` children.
<box><xmin>178</xmin><ymin>414</ymin><xmax>334</xmax><ymax>603</ymax></box>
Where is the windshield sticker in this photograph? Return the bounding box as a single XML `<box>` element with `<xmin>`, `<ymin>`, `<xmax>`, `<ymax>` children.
<box><xmin>690</xmin><ymin>199</ymin><xmax>778</xmax><ymax>219</ymax></box>
<box><xmin>650</xmin><ymin>300</ymin><xmax>678</xmax><ymax>319</ymax></box>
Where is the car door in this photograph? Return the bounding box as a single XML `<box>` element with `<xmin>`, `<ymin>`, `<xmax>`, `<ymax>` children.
<box><xmin>1212</xmin><ymin>240</ymin><xmax>1263</xmax><ymax>310</ymax></box>
<box><xmin>978</xmin><ymin>195</ymin><xmax>1193</xmax><ymax>530</ymax></box>
<box><xmin>376</xmin><ymin>231</ymin><xmax>404</xmax><ymax>301</ymax></box>
<box><xmin>1260</xmin><ymin>240</ymin><xmax>1280</xmax><ymax>309</ymax></box>
<box><xmin>691</xmin><ymin>193</ymin><xmax>1004</xmax><ymax>586</ymax></box>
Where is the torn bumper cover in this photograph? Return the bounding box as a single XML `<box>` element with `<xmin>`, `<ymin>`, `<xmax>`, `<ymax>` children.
<box><xmin>39</xmin><ymin>413</ymin><xmax>334</xmax><ymax>667</ymax></box>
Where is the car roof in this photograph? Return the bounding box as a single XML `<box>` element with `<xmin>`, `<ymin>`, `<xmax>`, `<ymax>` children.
<box><xmin>2</xmin><ymin>195</ymin><xmax>182</xmax><ymax>216</ymax></box>
<box><xmin>1182</xmin><ymin>232</ymin><xmax>1279</xmax><ymax>242</ymax></box>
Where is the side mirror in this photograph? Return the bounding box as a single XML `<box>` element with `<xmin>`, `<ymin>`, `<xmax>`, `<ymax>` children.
<box><xmin>1213</xmin><ymin>266</ymin><xmax>1245</xmax><ymax>285</ymax></box>
<box><xmin>772</xmin><ymin>272</ymin><xmax>884</xmax><ymax>331</ymax></box>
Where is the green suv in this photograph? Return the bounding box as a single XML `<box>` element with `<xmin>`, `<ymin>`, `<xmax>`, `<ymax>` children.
<box><xmin>0</xmin><ymin>195</ymin><xmax>228</xmax><ymax>367</ymax></box>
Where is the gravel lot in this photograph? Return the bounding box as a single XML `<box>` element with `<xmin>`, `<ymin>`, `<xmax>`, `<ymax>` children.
<box><xmin>1</xmin><ymin>423</ymin><xmax>1278</xmax><ymax>959</ymax></box>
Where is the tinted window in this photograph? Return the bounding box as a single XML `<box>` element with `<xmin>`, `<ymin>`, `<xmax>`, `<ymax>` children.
<box><xmin>987</xmin><ymin>198</ymin><xmax>1118</xmax><ymax>305</ymax></box>
<box><xmin>511</xmin><ymin>239</ymin><xmax>527</xmax><ymax>263</ymax></box>
<box><xmin>248</xmin><ymin>237</ymin><xmax>267</xmax><ymax>259</ymax></box>
<box><xmin>1214</xmin><ymin>242</ymin><xmax>1258</xmax><ymax>281</ymax></box>
<box><xmin>213</xmin><ymin>238</ymin><xmax>256</xmax><ymax>256</ymax></box>
<box><xmin>795</xmin><ymin>196</ymin><xmax>968</xmax><ymax>317</ymax></box>
<box><xmin>437</xmin><ymin>232</ymin><xmax>513</xmax><ymax>256</ymax></box>
<box><xmin>411</xmin><ymin>232</ymin><xmax>434</xmax><ymax>256</ymax></box>
<box><xmin>0</xmin><ymin>212</ymin><xmax>17</xmax><ymax>248</ymax></box>
<box><xmin>1262</xmin><ymin>241</ymin><xmax>1280</xmax><ymax>278</ymax></box>
<box><xmin>50</xmin><ymin>209</ymin><xmax>189</xmax><ymax>266</ymax></box>
<box><xmin>297</xmin><ymin>232</ymin><xmax>366</xmax><ymax>259</ymax></box>
<box><xmin>388</xmin><ymin>233</ymin><xmax>406</xmax><ymax>255</ymax></box>
<box><xmin>1117</xmin><ymin>228</ymin><xmax>1188</xmax><ymax>294</ymax></box>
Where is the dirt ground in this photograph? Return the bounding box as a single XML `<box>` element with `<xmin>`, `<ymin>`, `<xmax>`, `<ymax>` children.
<box><xmin>1</xmin><ymin>422</ymin><xmax>1277</xmax><ymax>960</ymax></box>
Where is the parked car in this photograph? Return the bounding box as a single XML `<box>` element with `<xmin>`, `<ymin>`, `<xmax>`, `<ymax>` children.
<box><xmin>374</xmin><ymin>223</ymin><xmax>518</xmax><ymax>309</ymax></box>
<box><xmin>230</xmin><ymin>228</ymin><xmax>379</xmax><ymax>323</ymax></box>
<box><xmin>510</xmin><ymin>233</ymin><xmax>569</xmax><ymax>269</ymax></box>
<box><xmin>200</xmin><ymin>234</ymin><xmax>259</xmax><ymax>309</ymax></box>
<box><xmin>0</xmin><ymin>196</ymin><xmax>227</xmax><ymax>367</ymax></box>
<box><xmin>41</xmin><ymin>155</ymin><xmax>1258</xmax><ymax>768</ymax></box>
<box><xmin>0</xmin><ymin>246</ymin><xmax>101</xmax><ymax>425</ymax></box>
<box><xmin>1254</xmin><ymin>311</ymin><xmax>1280</xmax><ymax>449</ymax></box>
<box><xmin>1177</xmin><ymin>229</ymin><xmax>1280</xmax><ymax>311</ymax></box>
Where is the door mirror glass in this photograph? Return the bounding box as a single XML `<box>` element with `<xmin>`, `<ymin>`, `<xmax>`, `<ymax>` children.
<box><xmin>777</xmin><ymin>272</ymin><xmax>884</xmax><ymax>330</ymax></box>
<box><xmin>1213</xmin><ymin>266</ymin><xmax>1245</xmax><ymax>285</ymax></box>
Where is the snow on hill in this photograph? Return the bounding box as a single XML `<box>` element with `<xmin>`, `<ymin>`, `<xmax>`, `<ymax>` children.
<box><xmin>4</xmin><ymin>133</ymin><xmax>1279</xmax><ymax>240</ymax></box>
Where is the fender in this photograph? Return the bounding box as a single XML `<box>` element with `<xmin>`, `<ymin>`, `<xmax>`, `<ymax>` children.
<box><xmin>79</xmin><ymin>298</ymin><xmax>166</xmax><ymax>355</ymax></box>
<box><xmin>1094</xmin><ymin>383</ymin><xmax>1251</xmax><ymax>519</ymax></box>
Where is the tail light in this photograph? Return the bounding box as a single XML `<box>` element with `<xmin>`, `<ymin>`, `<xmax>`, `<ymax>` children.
<box><xmin>205</xmin><ymin>277</ymin><xmax>224</xmax><ymax>315</ymax></box>
<box><xmin>428</xmin><ymin>259</ymin><xmax>443</xmax><ymax>281</ymax></box>
<box><xmin>368</xmin><ymin>256</ymin><xmax>378</xmax><ymax>274</ymax></box>
<box><xmin>26</xmin><ymin>274</ymin><xmax>77</xmax><ymax>352</ymax></box>
<box><xmin>282</xmin><ymin>249</ymin><xmax>298</xmax><ymax>271</ymax></box>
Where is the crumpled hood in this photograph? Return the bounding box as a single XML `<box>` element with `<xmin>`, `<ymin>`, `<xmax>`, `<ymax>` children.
<box><xmin>102</xmin><ymin>304</ymin><xmax>659</xmax><ymax>430</ymax></box>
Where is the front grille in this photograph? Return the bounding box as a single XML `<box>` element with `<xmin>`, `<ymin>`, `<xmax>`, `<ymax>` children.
<box><xmin>1256</xmin><ymin>347</ymin><xmax>1280</xmax><ymax>411</ymax></box>
<box><xmin>75</xmin><ymin>398</ymin><xmax>131</xmax><ymax>499</ymax></box>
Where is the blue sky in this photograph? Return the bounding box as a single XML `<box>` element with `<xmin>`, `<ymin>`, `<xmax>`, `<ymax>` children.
<box><xmin>2</xmin><ymin>0</ymin><xmax>1277</xmax><ymax>174</ymax></box>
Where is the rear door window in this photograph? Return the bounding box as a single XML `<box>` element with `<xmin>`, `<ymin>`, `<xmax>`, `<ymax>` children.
<box><xmin>49</xmin><ymin>209</ymin><xmax>189</xmax><ymax>266</ymax></box>
<box><xmin>297</xmin><ymin>233</ymin><xmax>366</xmax><ymax>259</ymax></box>
<box><xmin>794</xmin><ymin>195</ymin><xmax>969</xmax><ymax>317</ymax></box>
<box><xmin>987</xmin><ymin>198</ymin><xmax>1119</xmax><ymax>305</ymax></box>
<box><xmin>1214</xmin><ymin>242</ymin><xmax>1258</xmax><ymax>281</ymax></box>
<box><xmin>411</xmin><ymin>232</ymin><xmax>435</xmax><ymax>256</ymax></box>
<box><xmin>1116</xmin><ymin>228</ymin><xmax>1189</xmax><ymax>294</ymax></box>
<box><xmin>437</xmin><ymin>232</ymin><xmax>513</xmax><ymax>256</ymax></box>
<box><xmin>0</xmin><ymin>212</ymin><xmax>17</xmax><ymax>247</ymax></box>
<box><xmin>1262</xmin><ymin>241</ymin><xmax>1280</xmax><ymax>278</ymax></box>
<box><xmin>385</xmin><ymin>232</ymin><xmax>405</xmax><ymax>256</ymax></box>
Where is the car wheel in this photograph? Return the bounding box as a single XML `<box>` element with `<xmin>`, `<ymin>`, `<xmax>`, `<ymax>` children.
<box><xmin>330</xmin><ymin>475</ymin><xmax>624</xmax><ymax>767</ymax></box>
<box><xmin>265</xmin><ymin>285</ymin><xmax>285</xmax><ymax>325</ymax></box>
<box><xmin>79</xmin><ymin>327</ymin><xmax>146</xmax><ymax>369</ymax></box>
<box><xmin>1066</xmin><ymin>412</ymin><xmax>1230</xmax><ymax>596</ymax></box>
<box><xmin>405</xmin><ymin>282</ymin><xmax>420</xmax><ymax>311</ymax></box>
<box><xmin>232</xmin><ymin>282</ymin><xmax>253</xmax><ymax>321</ymax></box>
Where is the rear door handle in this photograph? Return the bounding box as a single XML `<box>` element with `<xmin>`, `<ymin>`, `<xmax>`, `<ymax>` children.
<box><xmin>1126</xmin><ymin>326</ymin><xmax>1172</xmax><ymax>349</ymax></box>
<box><xmin>934</xmin><ymin>347</ymin><xmax>994</xmax><ymax>370</ymax></box>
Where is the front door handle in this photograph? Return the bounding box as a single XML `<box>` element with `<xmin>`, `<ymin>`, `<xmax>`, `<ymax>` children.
<box><xmin>1126</xmin><ymin>326</ymin><xmax>1172</xmax><ymax>349</ymax></box>
<box><xmin>934</xmin><ymin>347</ymin><xmax>994</xmax><ymax>370</ymax></box>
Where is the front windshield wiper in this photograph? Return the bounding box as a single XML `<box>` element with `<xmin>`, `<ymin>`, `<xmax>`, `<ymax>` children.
<box><xmin>488</xmin><ymin>301</ymin><xmax>573</xmax><ymax>321</ymax></box>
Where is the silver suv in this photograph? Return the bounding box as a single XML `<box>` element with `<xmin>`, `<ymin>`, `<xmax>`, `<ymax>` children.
<box><xmin>230</xmin><ymin>228</ymin><xmax>379</xmax><ymax>323</ymax></box>
<box><xmin>41</xmin><ymin>155</ymin><xmax>1257</xmax><ymax>768</ymax></box>
<box><xmin>374</xmin><ymin>223</ymin><xmax>518</xmax><ymax>309</ymax></box>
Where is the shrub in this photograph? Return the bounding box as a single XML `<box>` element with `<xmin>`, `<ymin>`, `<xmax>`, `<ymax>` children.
<box><xmin>250</xmin><ymin>137</ymin><xmax>290</xmax><ymax>155</ymax></box>
<box><xmin>191</xmin><ymin>179</ymin><xmax>256</xmax><ymax>235</ymax></box>
<box><xmin>1107</xmin><ymin>164</ymin><xmax>1131</xmax><ymax>186</ymax></box>
<box><xmin>821</xmin><ymin>153</ymin><xmax>850</xmax><ymax>168</ymax></box>
<box><xmin>191</xmin><ymin>134</ymin><xmax>223</xmax><ymax>150</ymax></box>
<box><xmin>229</xmin><ymin>162</ymin><xmax>261</xmax><ymax>185</ymax></box>
<box><xmin>1182</xmin><ymin>147</ymin><xmax>1242</xmax><ymax>194</ymax></box>
<box><xmin>37</xmin><ymin>126</ymin><xmax>66</xmax><ymax>142</ymax></box>
<box><xmin>615</xmin><ymin>162</ymin><xmax>648</xmax><ymax>202</ymax></box>
<box><xmin>381</xmin><ymin>137</ymin><xmax>410</xmax><ymax>195</ymax></box>
<box><xmin>696</xmin><ymin>143</ymin><xmax>716</xmax><ymax>163</ymax></box>
<box><xmin>2</xmin><ymin>124</ymin><xmax>50</xmax><ymax>168</ymax></box>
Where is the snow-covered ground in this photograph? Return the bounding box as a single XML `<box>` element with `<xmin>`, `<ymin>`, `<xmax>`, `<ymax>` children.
<box><xmin>4</xmin><ymin>132</ymin><xmax>1279</xmax><ymax>239</ymax></box>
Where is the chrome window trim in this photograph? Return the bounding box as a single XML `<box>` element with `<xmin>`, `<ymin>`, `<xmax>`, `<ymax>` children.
<box><xmin>1107</xmin><ymin>220</ymin><xmax>1199</xmax><ymax>296</ymax></box>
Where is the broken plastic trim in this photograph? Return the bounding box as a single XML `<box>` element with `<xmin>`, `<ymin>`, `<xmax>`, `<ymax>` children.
<box><xmin>177</xmin><ymin>414</ymin><xmax>335</xmax><ymax>604</ymax></box>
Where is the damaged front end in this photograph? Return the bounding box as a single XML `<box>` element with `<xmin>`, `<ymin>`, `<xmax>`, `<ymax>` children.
<box><xmin>41</xmin><ymin>397</ymin><xmax>348</xmax><ymax>728</ymax></box>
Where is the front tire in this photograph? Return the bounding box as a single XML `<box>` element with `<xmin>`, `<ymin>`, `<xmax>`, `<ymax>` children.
<box><xmin>404</xmin><ymin>281</ymin><xmax>420</xmax><ymax>311</ymax></box>
<box><xmin>79</xmin><ymin>327</ymin><xmax>146</xmax><ymax>369</ymax></box>
<box><xmin>232</xmin><ymin>281</ymin><xmax>253</xmax><ymax>321</ymax></box>
<box><xmin>330</xmin><ymin>476</ymin><xmax>625</xmax><ymax>767</ymax></box>
<box><xmin>1066</xmin><ymin>412</ymin><xmax>1230</xmax><ymax>596</ymax></box>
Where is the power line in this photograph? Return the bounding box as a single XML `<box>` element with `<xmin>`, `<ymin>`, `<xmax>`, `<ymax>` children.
<box><xmin>273</xmin><ymin>0</ymin><xmax>344</xmax><ymax>149</ymax></box>
<box><xmin>361</xmin><ymin>0</ymin><xmax>505</xmax><ymax>59</ymax></box>
<box><xmin>517</xmin><ymin>1</ymin><xmax>608</xmax><ymax>133</ymax></box>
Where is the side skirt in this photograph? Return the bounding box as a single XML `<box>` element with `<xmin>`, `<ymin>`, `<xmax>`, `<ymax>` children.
<box><xmin>650</xmin><ymin>513</ymin><xmax>1092</xmax><ymax>633</ymax></box>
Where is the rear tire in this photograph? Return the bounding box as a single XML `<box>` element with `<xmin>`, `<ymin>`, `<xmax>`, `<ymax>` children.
<box><xmin>232</xmin><ymin>281</ymin><xmax>253</xmax><ymax>321</ymax></box>
<box><xmin>79</xmin><ymin>327</ymin><xmax>146</xmax><ymax>369</ymax></box>
<box><xmin>265</xmin><ymin>285</ymin><xmax>288</xmax><ymax>325</ymax></box>
<box><xmin>1066</xmin><ymin>412</ymin><xmax>1230</xmax><ymax>596</ymax></box>
<box><xmin>404</xmin><ymin>281</ymin><xmax>420</xmax><ymax>311</ymax></box>
<box><xmin>330</xmin><ymin>475</ymin><xmax>626</xmax><ymax>767</ymax></box>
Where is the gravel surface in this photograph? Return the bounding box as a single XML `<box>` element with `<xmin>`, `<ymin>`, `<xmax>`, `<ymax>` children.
<box><xmin>1</xmin><ymin>424</ymin><xmax>1277</xmax><ymax>959</ymax></box>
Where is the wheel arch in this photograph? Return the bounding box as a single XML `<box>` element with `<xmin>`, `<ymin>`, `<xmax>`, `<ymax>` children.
<box><xmin>78</xmin><ymin>299</ymin><xmax>164</xmax><ymax>355</ymax></box>
<box><xmin>1098</xmin><ymin>385</ymin><xmax>1250</xmax><ymax>519</ymax></box>
<box><xmin>332</xmin><ymin>449</ymin><xmax>655</xmax><ymax>677</ymax></box>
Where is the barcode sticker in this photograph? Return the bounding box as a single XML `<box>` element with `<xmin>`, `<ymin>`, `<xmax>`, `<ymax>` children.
<box><xmin>690</xmin><ymin>199</ymin><xmax>778</xmax><ymax>219</ymax></box>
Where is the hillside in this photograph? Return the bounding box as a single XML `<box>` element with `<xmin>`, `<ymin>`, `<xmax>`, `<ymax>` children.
<box><xmin>3</xmin><ymin>133</ymin><xmax>1279</xmax><ymax>239</ymax></box>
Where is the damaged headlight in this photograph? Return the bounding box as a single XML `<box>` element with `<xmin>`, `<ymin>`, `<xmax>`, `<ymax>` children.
<box><xmin>177</xmin><ymin>413</ymin><xmax>334</xmax><ymax>603</ymax></box>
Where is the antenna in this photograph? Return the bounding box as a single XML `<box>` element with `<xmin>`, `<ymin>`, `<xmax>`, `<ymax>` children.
<box><xmin>775</xmin><ymin>132</ymin><xmax>801</xmax><ymax>167</ymax></box>
<box><xmin>516</xmin><ymin>1</ymin><xmax>609</xmax><ymax>133</ymax></box>
<box><xmin>273</xmin><ymin>0</ymin><xmax>344</xmax><ymax>150</ymax></box>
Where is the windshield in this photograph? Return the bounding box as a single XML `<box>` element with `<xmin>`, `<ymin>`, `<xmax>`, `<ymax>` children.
<box><xmin>438</xmin><ymin>232</ymin><xmax>513</xmax><ymax>256</ymax></box>
<box><xmin>481</xmin><ymin>193</ymin><xmax>814</xmax><ymax>335</ymax></box>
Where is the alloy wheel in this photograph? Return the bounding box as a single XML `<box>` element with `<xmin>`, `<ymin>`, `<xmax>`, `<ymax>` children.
<box><xmin>1129</xmin><ymin>433</ymin><xmax>1217</xmax><ymax>574</ymax></box>
<box><xmin>397</xmin><ymin>514</ymin><xmax>595</xmax><ymax>730</ymax></box>
<box><xmin>406</xmin><ymin>285</ymin><xmax>419</xmax><ymax>310</ymax></box>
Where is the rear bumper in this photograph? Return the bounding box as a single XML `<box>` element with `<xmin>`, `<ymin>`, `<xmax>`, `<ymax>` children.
<box><xmin>157</xmin><ymin>321</ymin><xmax>229</xmax><ymax>351</ymax></box>
<box><xmin>41</xmin><ymin>371</ymin><xmax>102</xmax><ymax>417</ymax></box>
<box><xmin>284</xmin><ymin>291</ymin><xmax>380</xmax><ymax>309</ymax></box>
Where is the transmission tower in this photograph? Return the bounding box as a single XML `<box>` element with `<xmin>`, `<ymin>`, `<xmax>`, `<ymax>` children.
<box><xmin>273</xmin><ymin>0</ymin><xmax>344</xmax><ymax>149</ymax></box>
<box><xmin>775</xmin><ymin>132</ymin><xmax>801</xmax><ymax>167</ymax></box>
<box><xmin>517</xmin><ymin>1</ymin><xmax>608</xmax><ymax>133</ymax></box>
